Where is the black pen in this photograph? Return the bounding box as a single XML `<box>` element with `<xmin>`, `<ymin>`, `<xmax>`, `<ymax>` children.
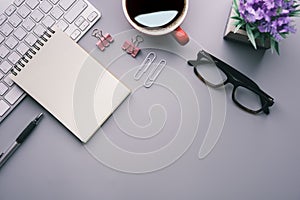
<box><xmin>0</xmin><ymin>113</ymin><xmax>44</xmax><ymax>169</ymax></box>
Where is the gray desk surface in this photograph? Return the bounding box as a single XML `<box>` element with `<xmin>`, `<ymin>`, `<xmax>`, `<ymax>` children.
<box><xmin>1</xmin><ymin>0</ymin><xmax>300</xmax><ymax>199</ymax></box>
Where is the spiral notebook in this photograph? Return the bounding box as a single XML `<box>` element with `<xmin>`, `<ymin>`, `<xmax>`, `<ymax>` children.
<box><xmin>9</xmin><ymin>27</ymin><xmax>130</xmax><ymax>143</ymax></box>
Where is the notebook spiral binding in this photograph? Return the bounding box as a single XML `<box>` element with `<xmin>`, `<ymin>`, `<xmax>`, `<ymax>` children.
<box><xmin>11</xmin><ymin>28</ymin><xmax>56</xmax><ymax>76</ymax></box>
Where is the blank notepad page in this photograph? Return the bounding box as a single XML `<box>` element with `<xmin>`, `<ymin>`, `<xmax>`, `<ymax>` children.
<box><xmin>10</xmin><ymin>27</ymin><xmax>130</xmax><ymax>143</ymax></box>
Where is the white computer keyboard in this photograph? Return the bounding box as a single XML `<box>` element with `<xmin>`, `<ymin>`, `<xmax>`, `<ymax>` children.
<box><xmin>0</xmin><ymin>0</ymin><xmax>101</xmax><ymax>122</ymax></box>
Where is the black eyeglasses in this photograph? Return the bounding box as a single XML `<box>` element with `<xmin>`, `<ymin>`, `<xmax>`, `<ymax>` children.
<box><xmin>187</xmin><ymin>50</ymin><xmax>274</xmax><ymax>115</ymax></box>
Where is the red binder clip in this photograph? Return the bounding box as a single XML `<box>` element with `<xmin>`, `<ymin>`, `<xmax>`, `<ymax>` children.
<box><xmin>92</xmin><ymin>29</ymin><xmax>114</xmax><ymax>51</ymax></box>
<box><xmin>122</xmin><ymin>35</ymin><xmax>144</xmax><ymax>57</ymax></box>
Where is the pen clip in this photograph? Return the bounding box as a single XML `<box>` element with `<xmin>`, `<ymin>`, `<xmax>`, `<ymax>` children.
<box><xmin>34</xmin><ymin>113</ymin><xmax>44</xmax><ymax>124</ymax></box>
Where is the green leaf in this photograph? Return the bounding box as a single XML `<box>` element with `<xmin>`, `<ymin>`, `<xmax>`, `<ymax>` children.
<box><xmin>249</xmin><ymin>24</ymin><xmax>256</xmax><ymax>30</ymax></box>
<box><xmin>233</xmin><ymin>0</ymin><xmax>238</xmax><ymax>10</ymax></box>
<box><xmin>234</xmin><ymin>22</ymin><xmax>245</xmax><ymax>33</ymax></box>
<box><xmin>232</xmin><ymin>0</ymin><xmax>240</xmax><ymax>16</ymax></box>
<box><xmin>233</xmin><ymin>7</ymin><xmax>239</xmax><ymax>16</ymax></box>
<box><xmin>290</xmin><ymin>9</ymin><xmax>300</xmax><ymax>16</ymax></box>
<box><xmin>274</xmin><ymin>42</ymin><xmax>280</xmax><ymax>55</ymax></box>
<box><xmin>254</xmin><ymin>32</ymin><xmax>260</xmax><ymax>39</ymax></box>
<box><xmin>280</xmin><ymin>32</ymin><xmax>288</xmax><ymax>39</ymax></box>
<box><xmin>233</xmin><ymin>21</ymin><xmax>241</xmax><ymax>27</ymax></box>
<box><xmin>231</xmin><ymin>16</ymin><xmax>243</xmax><ymax>21</ymax></box>
<box><xmin>270</xmin><ymin>39</ymin><xmax>275</xmax><ymax>54</ymax></box>
<box><xmin>246</xmin><ymin>24</ymin><xmax>257</xmax><ymax>49</ymax></box>
<box><xmin>233</xmin><ymin>0</ymin><xmax>238</xmax><ymax>8</ymax></box>
<box><xmin>233</xmin><ymin>21</ymin><xmax>240</xmax><ymax>26</ymax></box>
<box><xmin>270</xmin><ymin>39</ymin><xmax>280</xmax><ymax>55</ymax></box>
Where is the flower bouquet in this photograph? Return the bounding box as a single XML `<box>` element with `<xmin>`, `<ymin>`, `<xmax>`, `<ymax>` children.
<box><xmin>224</xmin><ymin>0</ymin><xmax>300</xmax><ymax>54</ymax></box>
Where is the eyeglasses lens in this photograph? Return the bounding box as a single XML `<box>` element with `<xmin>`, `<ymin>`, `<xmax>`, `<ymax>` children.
<box><xmin>234</xmin><ymin>86</ymin><xmax>262</xmax><ymax>111</ymax></box>
<box><xmin>194</xmin><ymin>57</ymin><xmax>227</xmax><ymax>87</ymax></box>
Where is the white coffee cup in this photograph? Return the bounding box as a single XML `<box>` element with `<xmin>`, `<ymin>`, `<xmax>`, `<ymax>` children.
<box><xmin>122</xmin><ymin>0</ymin><xmax>189</xmax><ymax>45</ymax></box>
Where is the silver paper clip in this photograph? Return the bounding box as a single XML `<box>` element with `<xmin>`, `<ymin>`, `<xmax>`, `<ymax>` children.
<box><xmin>134</xmin><ymin>52</ymin><xmax>156</xmax><ymax>80</ymax></box>
<box><xmin>144</xmin><ymin>59</ymin><xmax>167</xmax><ymax>88</ymax></box>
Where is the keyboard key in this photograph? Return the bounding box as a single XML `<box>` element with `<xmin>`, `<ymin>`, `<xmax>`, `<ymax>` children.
<box><xmin>16</xmin><ymin>43</ymin><xmax>30</xmax><ymax>55</ymax></box>
<box><xmin>87</xmin><ymin>11</ymin><xmax>98</xmax><ymax>22</ymax></box>
<box><xmin>75</xmin><ymin>16</ymin><xmax>85</xmax><ymax>27</ymax></box>
<box><xmin>5</xmin><ymin>36</ymin><xmax>18</xmax><ymax>49</ymax></box>
<box><xmin>0</xmin><ymin>71</ymin><xmax>3</xmax><ymax>79</ymax></box>
<box><xmin>5</xmin><ymin>5</ymin><xmax>16</xmax><ymax>16</ymax></box>
<box><xmin>23</xmin><ymin>18</ymin><xmax>35</xmax><ymax>31</ymax></box>
<box><xmin>26</xmin><ymin>0</ymin><xmax>39</xmax><ymax>9</ymax></box>
<box><xmin>40</xmin><ymin>0</ymin><xmax>53</xmax><ymax>13</ymax></box>
<box><xmin>8</xmin><ymin>52</ymin><xmax>21</xmax><ymax>65</ymax></box>
<box><xmin>34</xmin><ymin>25</ymin><xmax>46</xmax><ymax>36</ymax></box>
<box><xmin>5</xmin><ymin>85</ymin><xmax>24</xmax><ymax>105</ymax></box>
<box><xmin>64</xmin><ymin>0</ymin><xmax>87</xmax><ymax>23</ymax></box>
<box><xmin>56</xmin><ymin>20</ymin><xmax>68</xmax><ymax>31</ymax></box>
<box><xmin>4</xmin><ymin>76</ymin><xmax>14</xmax><ymax>86</ymax></box>
<box><xmin>0</xmin><ymin>100</ymin><xmax>10</xmax><ymax>117</ymax></box>
<box><xmin>8</xmin><ymin>14</ymin><xmax>22</xmax><ymax>28</ymax></box>
<box><xmin>25</xmin><ymin>33</ymin><xmax>37</xmax><ymax>46</ymax></box>
<box><xmin>14</xmin><ymin>27</ymin><xmax>27</xmax><ymax>40</ymax></box>
<box><xmin>0</xmin><ymin>83</ymin><xmax>9</xmax><ymax>95</ymax></box>
<box><xmin>59</xmin><ymin>0</ymin><xmax>76</xmax><ymax>10</ymax></box>
<box><xmin>31</xmin><ymin>9</ymin><xmax>44</xmax><ymax>22</ymax></box>
<box><xmin>51</xmin><ymin>7</ymin><xmax>64</xmax><ymax>20</ymax></box>
<box><xmin>70</xmin><ymin>29</ymin><xmax>81</xmax><ymax>40</ymax></box>
<box><xmin>0</xmin><ymin>14</ymin><xmax>7</xmax><ymax>26</ymax></box>
<box><xmin>0</xmin><ymin>23</ymin><xmax>14</xmax><ymax>37</ymax></box>
<box><xmin>79</xmin><ymin>20</ymin><xmax>89</xmax><ymax>31</ymax></box>
<box><xmin>14</xmin><ymin>0</ymin><xmax>25</xmax><ymax>7</ymax></box>
<box><xmin>18</xmin><ymin>5</ymin><xmax>31</xmax><ymax>18</ymax></box>
<box><xmin>42</xmin><ymin>16</ymin><xmax>55</xmax><ymax>28</ymax></box>
<box><xmin>0</xmin><ymin>45</ymin><xmax>10</xmax><ymax>59</ymax></box>
<box><xmin>0</xmin><ymin>61</ymin><xmax>12</xmax><ymax>73</ymax></box>
<box><xmin>0</xmin><ymin>34</ymin><xmax>4</xmax><ymax>44</ymax></box>
<box><xmin>50</xmin><ymin>0</ymin><xmax>60</xmax><ymax>5</ymax></box>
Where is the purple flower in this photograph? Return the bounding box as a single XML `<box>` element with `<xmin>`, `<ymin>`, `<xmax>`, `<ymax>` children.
<box><xmin>237</xmin><ymin>0</ymin><xmax>299</xmax><ymax>42</ymax></box>
<box><xmin>258</xmin><ymin>21</ymin><xmax>271</xmax><ymax>32</ymax></box>
<box><xmin>265</xmin><ymin>0</ymin><xmax>275</xmax><ymax>9</ymax></box>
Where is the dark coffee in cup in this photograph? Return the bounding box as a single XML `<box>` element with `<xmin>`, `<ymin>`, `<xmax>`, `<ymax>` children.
<box><xmin>125</xmin><ymin>0</ymin><xmax>186</xmax><ymax>29</ymax></box>
<box><xmin>122</xmin><ymin>0</ymin><xmax>189</xmax><ymax>45</ymax></box>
